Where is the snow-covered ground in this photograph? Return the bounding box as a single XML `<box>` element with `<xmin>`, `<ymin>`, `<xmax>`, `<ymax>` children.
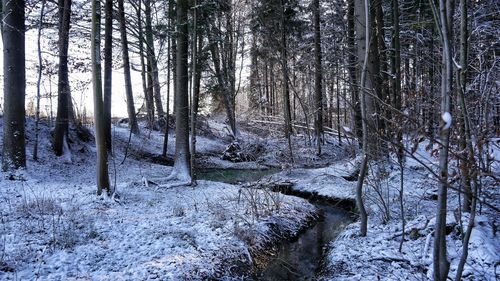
<box><xmin>296</xmin><ymin>141</ymin><xmax>499</xmax><ymax>281</ymax></box>
<box><xmin>0</xmin><ymin>118</ymin><xmax>318</xmax><ymax>280</ymax></box>
<box><xmin>0</xmin><ymin>117</ymin><xmax>497</xmax><ymax>280</ymax></box>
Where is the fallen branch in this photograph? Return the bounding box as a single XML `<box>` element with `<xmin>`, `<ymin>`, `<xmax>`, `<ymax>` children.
<box><xmin>369</xmin><ymin>256</ymin><xmax>411</xmax><ymax>264</ymax></box>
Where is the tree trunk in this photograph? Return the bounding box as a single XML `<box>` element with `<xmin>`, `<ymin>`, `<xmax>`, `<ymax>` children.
<box><xmin>34</xmin><ymin>0</ymin><xmax>46</xmax><ymax>161</ymax></box>
<box><xmin>457</xmin><ymin>0</ymin><xmax>471</xmax><ymax>212</ymax></box>
<box><xmin>313</xmin><ymin>0</ymin><xmax>323</xmax><ymax>155</ymax></box>
<box><xmin>53</xmin><ymin>0</ymin><xmax>72</xmax><ymax>156</ymax></box>
<box><xmin>354</xmin><ymin>0</ymin><xmax>374</xmax><ymax>236</ymax></box>
<box><xmin>169</xmin><ymin>0</ymin><xmax>191</xmax><ymax>181</ymax></box>
<box><xmin>170</xmin><ymin>0</ymin><xmax>177</xmax><ymax>117</ymax></box>
<box><xmin>146</xmin><ymin>60</ymin><xmax>156</xmax><ymax>128</ymax></box>
<box><xmin>137</xmin><ymin>0</ymin><xmax>155</xmax><ymax>128</ymax></box>
<box><xmin>103</xmin><ymin>0</ymin><xmax>113</xmax><ymax>151</ymax></box>
<box><xmin>118</xmin><ymin>0</ymin><xmax>140</xmax><ymax>135</ymax></box>
<box><xmin>355</xmin><ymin>0</ymin><xmax>379</xmax><ymax>158</ymax></box>
<box><xmin>280</xmin><ymin>0</ymin><xmax>294</xmax><ymax>162</ymax></box>
<box><xmin>190</xmin><ymin>4</ymin><xmax>202</xmax><ymax>185</ymax></box>
<box><xmin>432</xmin><ymin>0</ymin><xmax>453</xmax><ymax>279</ymax></box>
<box><xmin>391</xmin><ymin>0</ymin><xmax>402</xmax><ymax>158</ymax></box>
<box><xmin>2</xmin><ymin>0</ymin><xmax>26</xmax><ymax>172</ymax></box>
<box><xmin>163</xmin><ymin>0</ymin><xmax>174</xmax><ymax>157</ymax></box>
<box><xmin>91</xmin><ymin>0</ymin><xmax>112</xmax><ymax>196</ymax></box>
<box><xmin>347</xmin><ymin>0</ymin><xmax>363</xmax><ymax>142</ymax></box>
<box><xmin>145</xmin><ymin>0</ymin><xmax>164</xmax><ymax>118</ymax></box>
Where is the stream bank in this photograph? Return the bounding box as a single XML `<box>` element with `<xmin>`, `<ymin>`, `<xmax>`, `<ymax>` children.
<box><xmin>198</xmin><ymin>169</ymin><xmax>357</xmax><ymax>280</ymax></box>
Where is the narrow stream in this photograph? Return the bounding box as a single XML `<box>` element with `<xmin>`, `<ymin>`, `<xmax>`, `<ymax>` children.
<box><xmin>258</xmin><ymin>202</ymin><xmax>352</xmax><ymax>280</ymax></box>
<box><xmin>198</xmin><ymin>169</ymin><xmax>354</xmax><ymax>280</ymax></box>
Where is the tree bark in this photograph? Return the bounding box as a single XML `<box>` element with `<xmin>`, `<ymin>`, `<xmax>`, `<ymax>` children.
<box><xmin>103</xmin><ymin>0</ymin><xmax>113</xmax><ymax>151</ymax></box>
<box><xmin>431</xmin><ymin>0</ymin><xmax>453</xmax><ymax>278</ymax></box>
<box><xmin>53</xmin><ymin>0</ymin><xmax>72</xmax><ymax>156</ymax></box>
<box><xmin>280</xmin><ymin>0</ymin><xmax>294</xmax><ymax>162</ymax></box>
<box><xmin>313</xmin><ymin>0</ymin><xmax>323</xmax><ymax>155</ymax></box>
<box><xmin>457</xmin><ymin>0</ymin><xmax>471</xmax><ymax>212</ymax></box>
<box><xmin>391</xmin><ymin>0</ymin><xmax>402</xmax><ymax>159</ymax></box>
<box><xmin>146</xmin><ymin>60</ymin><xmax>156</xmax><ymax>128</ymax></box>
<box><xmin>34</xmin><ymin>0</ymin><xmax>46</xmax><ymax>161</ymax></box>
<box><xmin>190</xmin><ymin>4</ymin><xmax>202</xmax><ymax>185</ymax></box>
<box><xmin>137</xmin><ymin>0</ymin><xmax>155</xmax><ymax>128</ymax></box>
<box><xmin>354</xmin><ymin>0</ymin><xmax>373</xmax><ymax>236</ymax></box>
<box><xmin>347</xmin><ymin>0</ymin><xmax>363</xmax><ymax>142</ymax></box>
<box><xmin>170</xmin><ymin>0</ymin><xmax>191</xmax><ymax>181</ymax></box>
<box><xmin>162</xmin><ymin>0</ymin><xmax>174</xmax><ymax>157</ymax></box>
<box><xmin>2</xmin><ymin>0</ymin><xmax>26</xmax><ymax>172</ymax></box>
<box><xmin>145</xmin><ymin>0</ymin><xmax>164</xmax><ymax>118</ymax></box>
<box><xmin>355</xmin><ymin>0</ymin><xmax>379</xmax><ymax>158</ymax></box>
<box><xmin>91</xmin><ymin>0</ymin><xmax>112</xmax><ymax>195</ymax></box>
<box><xmin>118</xmin><ymin>0</ymin><xmax>140</xmax><ymax>135</ymax></box>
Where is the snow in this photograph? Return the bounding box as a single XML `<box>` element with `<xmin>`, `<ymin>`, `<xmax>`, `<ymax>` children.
<box><xmin>268</xmin><ymin>157</ymin><xmax>359</xmax><ymax>200</ymax></box>
<box><xmin>0</xmin><ymin>118</ymin><xmax>317</xmax><ymax>280</ymax></box>
<box><xmin>315</xmin><ymin>140</ymin><xmax>500</xmax><ymax>281</ymax></box>
<box><xmin>0</xmin><ymin>116</ymin><xmax>497</xmax><ymax>280</ymax></box>
<box><xmin>442</xmin><ymin>112</ymin><xmax>453</xmax><ymax>130</ymax></box>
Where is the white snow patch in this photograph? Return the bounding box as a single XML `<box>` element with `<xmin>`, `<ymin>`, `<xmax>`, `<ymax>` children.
<box><xmin>442</xmin><ymin>112</ymin><xmax>452</xmax><ymax>130</ymax></box>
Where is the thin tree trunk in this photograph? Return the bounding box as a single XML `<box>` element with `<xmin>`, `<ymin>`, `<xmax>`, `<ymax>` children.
<box><xmin>137</xmin><ymin>0</ymin><xmax>155</xmax><ymax>128</ymax></box>
<box><xmin>162</xmin><ymin>1</ymin><xmax>174</xmax><ymax>157</ymax></box>
<box><xmin>354</xmin><ymin>0</ymin><xmax>373</xmax><ymax>236</ymax></box>
<box><xmin>118</xmin><ymin>0</ymin><xmax>140</xmax><ymax>135</ymax></box>
<box><xmin>280</xmin><ymin>0</ymin><xmax>294</xmax><ymax>162</ymax></box>
<box><xmin>171</xmin><ymin>0</ymin><xmax>177</xmax><ymax>117</ymax></box>
<box><xmin>34</xmin><ymin>0</ymin><xmax>46</xmax><ymax>161</ymax></box>
<box><xmin>336</xmin><ymin>64</ymin><xmax>342</xmax><ymax>143</ymax></box>
<box><xmin>2</xmin><ymin>0</ymin><xmax>26</xmax><ymax>172</ymax></box>
<box><xmin>392</xmin><ymin>0</ymin><xmax>403</xmax><ymax>158</ymax></box>
<box><xmin>431</xmin><ymin>0</ymin><xmax>453</xmax><ymax>278</ymax></box>
<box><xmin>313</xmin><ymin>0</ymin><xmax>323</xmax><ymax>155</ymax></box>
<box><xmin>53</xmin><ymin>0</ymin><xmax>72</xmax><ymax>156</ymax></box>
<box><xmin>457</xmin><ymin>0</ymin><xmax>471</xmax><ymax>212</ymax></box>
<box><xmin>145</xmin><ymin>0</ymin><xmax>164</xmax><ymax>118</ymax></box>
<box><xmin>91</xmin><ymin>0</ymin><xmax>111</xmax><ymax>196</ymax></box>
<box><xmin>190</xmin><ymin>4</ymin><xmax>201</xmax><ymax>186</ymax></box>
<box><xmin>103</xmin><ymin>0</ymin><xmax>113</xmax><ymax>151</ymax></box>
<box><xmin>146</xmin><ymin>60</ymin><xmax>156</xmax><ymax>128</ymax></box>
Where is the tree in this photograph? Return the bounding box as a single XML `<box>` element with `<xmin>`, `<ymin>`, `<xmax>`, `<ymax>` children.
<box><xmin>118</xmin><ymin>0</ymin><xmax>140</xmax><ymax>135</ymax></box>
<box><xmin>279</xmin><ymin>0</ymin><xmax>294</xmax><ymax>161</ymax></box>
<box><xmin>431</xmin><ymin>0</ymin><xmax>453</xmax><ymax>278</ymax></box>
<box><xmin>346</xmin><ymin>0</ymin><xmax>362</xmax><ymax>141</ymax></box>
<box><xmin>136</xmin><ymin>0</ymin><xmax>155</xmax><ymax>128</ymax></box>
<box><xmin>144</xmin><ymin>0</ymin><xmax>164</xmax><ymax>118</ymax></box>
<box><xmin>2</xmin><ymin>0</ymin><xmax>26</xmax><ymax>172</ymax></box>
<box><xmin>353</xmin><ymin>0</ymin><xmax>372</xmax><ymax>237</ymax></box>
<box><xmin>53</xmin><ymin>0</ymin><xmax>72</xmax><ymax>156</ymax></box>
<box><xmin>163</xmin><ymin>0</ymin><xmax>176</xmax><ymax>157</ymax></box>
<box><xmin>190</xmin><ymin>0</ymin><xmax>201</xmax><ymax>185</ymax></box>
<box><xmin>313</xmin><ymin>0</ymin><xmax>323</xmax><ymax>155</ymax></box>
<box><xmin>34</xmin><ymin>0</ymin><xmax>46</xmax><ymax>161</ymax></box>
<box><xmin>103</xmin><ymin>0</ymin><xmax>113</xmax><ymax>150</ymax></box>
<box><xmin>91</xmin><ymin>0</ymin><xmax>112</xmax><ymax>196</ymax></box>
<box><xmin>167</xmin><ymin>0</ymin><xmax>190</xmax><ymax>182</ymax></box>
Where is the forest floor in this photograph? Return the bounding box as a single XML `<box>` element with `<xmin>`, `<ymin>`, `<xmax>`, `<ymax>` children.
<box><xmin>272</xmin><ymin>143</ymin><xmax>499</xmax><ymax>280</ymax></box>
<box><xmin>0</xmin><ymin>116</ymin><xmax>320</xmax><ymax>280</ymax></box>
<box><xmin>0</xmin><ymin>115</ymin><xmax>498</xmax><ymax>280</ymax></box>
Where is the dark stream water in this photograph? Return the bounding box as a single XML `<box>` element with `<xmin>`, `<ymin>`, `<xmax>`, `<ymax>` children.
<box><xmin>198</xmin><ymin>169</ymin><xmax>354</xmax><ymax>280</ymax></box>
<box><xmin>198</xmin><ymin>168</ymin><xmax>278</xmax><ymax>184</ymax></box>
